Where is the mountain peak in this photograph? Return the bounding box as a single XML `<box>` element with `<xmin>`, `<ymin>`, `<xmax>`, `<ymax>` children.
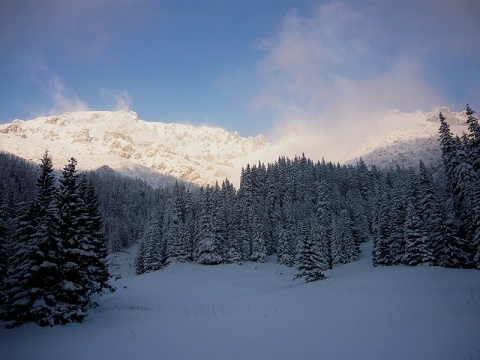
<box><xmin>0</xmin><ymin>111</ymin><xmax>279</xmax><ymax>186</ymax></box>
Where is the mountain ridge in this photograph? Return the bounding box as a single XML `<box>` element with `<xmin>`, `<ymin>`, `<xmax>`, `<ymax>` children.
<box><xmin>0</xmin><ymin>107</ymin><xmax>469</xmax><ymax>186</ymax></box>
<box><xmin>0</xmin><ymin>110</ymin><xmax>281</xmax><ymax>186</ymax></box>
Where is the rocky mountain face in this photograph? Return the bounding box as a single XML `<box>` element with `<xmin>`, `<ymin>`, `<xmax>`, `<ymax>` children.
<box><xmin>0</xmin><ymin>107</ymin><xmax>469</xmax><ymax>186</ymax></box>
<box><xmin>346</xmin><ymin>106</ymin><xmax>469</xmax><ymax>169</ymax></box>
<box><xmin>0</xmin><ymin>110</ymin><xmax>282</xmax><ymax>186</ymax></box>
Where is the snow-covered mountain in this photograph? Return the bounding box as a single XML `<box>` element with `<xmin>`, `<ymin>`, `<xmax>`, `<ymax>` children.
<box><xmin>0</xmin><ymin>110</ymin><xmax>282</xmax><ymax>186</ymax></box>
<box><xmin>0</xmin><ymin>106</ymin><xmax>469</xmax><ymax>186</ymax></box>
<box><xmin>346</xmin><ymin>106</ymin><xmax>469</xmax><ymax>168</ymax></box>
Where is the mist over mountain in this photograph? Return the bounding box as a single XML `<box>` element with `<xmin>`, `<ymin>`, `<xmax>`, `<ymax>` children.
<box><xmin>0</xmin><ymin>107</ymin><xmax>468</xmax><ymax>186</ymax></box>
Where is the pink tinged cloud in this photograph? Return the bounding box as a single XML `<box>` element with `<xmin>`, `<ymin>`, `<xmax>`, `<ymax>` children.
<box><xmin>254</xmin><ymin>1</ymin><xmax>445</xmax><ymax>162</ymax></box>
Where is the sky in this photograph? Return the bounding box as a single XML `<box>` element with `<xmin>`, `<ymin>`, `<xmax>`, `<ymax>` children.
<box><xmin>1</xmin><ymin>0</ymin><xmax>479</xmax><ymax>153</ymax></box>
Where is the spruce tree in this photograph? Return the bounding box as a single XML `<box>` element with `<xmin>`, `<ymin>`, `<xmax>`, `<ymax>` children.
<box><xmin>4</xmin><ymin>152</ymin><xmax>61</xmax><ymax>326</ymax></box>
<box><xmin>372</xmin><ymin>188</ymin><xmax>392</xmax><ymax>266</ymax></box>
<box><xmin>250</xmin><ymin>214</ymin><xmax>268</xmax><ymax>263</ymax></box>
<box><xmin>293</xmin><ymin>221</ymin><xmax>325</xmax><ymax>282</ymax></box>
<box><xmin>403</xmin><ymin>199</ymin><xmax>434</xmax><ymax>266</ymax></box>
<box><xmin>277</xmin><ymin>225</ymin><xmax>295</xmax><ymax>267</ymax></box>
<box><xmin>140</xmin><ymin>214</ymin><xmax>164</xmax><ymax>273</ymax></box>
<box><xmin>435</xmin><ymin>200</ymin><xmax>470</xmax><ymax>268</ymax></box>
<box><xmin>55</xmin><ymin>157</ymin><xmax>91</xmax><ymax>323</ymax></box>
<box><xmin>0</xmin><ymin>186</ymin><xmax>9</xmax><ymax>306</ymax></box>
<box><xmin>196</xmin><ymin>186</ymin><xmax>222</xmax><ymax>265</ymax></box>
<box><xmin>82</xmin><ymin>181</ymin><xmax>113</xmax><ymax>294</ymax></box>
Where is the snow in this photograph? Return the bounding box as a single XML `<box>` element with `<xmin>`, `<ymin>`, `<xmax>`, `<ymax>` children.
<box><xmin>0</xmin><ymin>107</ymin><xmax>470</xmax><ymax>187</ymax></box>
<box><xmin>0</xmin><ymin>110</ymin><xmax>283</xmax><ymax>187</ymax></box>
<box><xmin>1</xmin><ymin>242</ymin><xmax>479</xmax><ymax>360</ymax></box>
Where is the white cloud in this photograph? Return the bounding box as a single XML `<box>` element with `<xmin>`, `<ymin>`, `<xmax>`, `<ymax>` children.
<box><xmin>254</xmin><ymin>1</ymin><xmax>447</xmax><ymax>163</ymax></box>
<box><xmin>100</xmin><ymin>88</ymin><xmax>132</xmax><ymax>111</ymax></box>
<box><xmin>30</xmin><ymin>63</ymin><xmax>90</xmax><ymax>115</ymax></box>
<box><xmin>48</xmin><ymin>73</ymin><xmax>90</xmax><ymax>114</ymax></box>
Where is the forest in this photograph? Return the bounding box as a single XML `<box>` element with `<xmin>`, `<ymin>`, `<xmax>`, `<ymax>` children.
<box><xmin>0</xmin><ymin>106</ymin><xmax>479</xmax><ymax>327</ymax></box>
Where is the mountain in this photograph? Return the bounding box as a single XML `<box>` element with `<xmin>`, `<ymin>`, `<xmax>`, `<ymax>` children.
<box><xmin>345</xmin><ymin>106</ymin><xmax>469</xmax><ymax>168</ymax></box>
<box><xmin>0</xmin><ymin>107</ymin><xmax>469</xmax><ymax>186</ymax></box>
<box><xmin>0</xmin><ymin>110</ymin><xmax>282</xmax><ymax>186</ymax></box>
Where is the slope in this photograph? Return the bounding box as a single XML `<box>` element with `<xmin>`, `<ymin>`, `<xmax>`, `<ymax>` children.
<box><xmin>0</xmin><ymin>106</ymin><xmax>469</xmax><ymax>187</ymax></box>
<box><xmin>0</xmin><ymin>110</ymin><xmax>281</xmax><ymax>186</ymax></box>
<box><xmin>1</xmin><ymin>242</ymin><xmax>479</xmax><ymax>360</ymax></box>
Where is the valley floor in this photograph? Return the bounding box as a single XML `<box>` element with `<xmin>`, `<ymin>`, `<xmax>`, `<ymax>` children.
<box><xmin>1</xmin><ymin>242</ymin><xmax>479</xmax><ymax>360</ymax></box>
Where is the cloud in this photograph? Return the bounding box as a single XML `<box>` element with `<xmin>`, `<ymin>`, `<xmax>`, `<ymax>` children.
<box><xmin>31</xmin><ymin>63</ymin><xmax>89</xmax><ymax>115</ymax></box>
<box><xmin>100</xmin><ymin>88</ymin><xmax>132</xmax><ymax>111</ymax></box>
<box><xmin>252</xmin><ymin>1</ymin><xmax>462</xmax><ymax>162</ymax></box>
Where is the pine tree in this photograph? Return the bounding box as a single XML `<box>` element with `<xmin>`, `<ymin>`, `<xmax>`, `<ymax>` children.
<box><xmin>372</xmin><ymin>188</ymin><xmax>392</xmax><ymax>266</ymax></box>
<box><xmin>4</xmin><ymin>152</ymin><xmax>63</xmax><ymax>327</ymax></box>
<box><xmin>465</xmin><ymin>104</ymin><xmax>480</xmax><ymax>173</ymax></box>
<box><xmin>0</xmin><ymin>186</ymin><xmax>9</xmax><ymax>306</ymax></box>
<box><xmin>464</xmin><ymin>105</ymin><xmax>480</xmax><ymax>268</ymax></box>
<box><xmin>435</xmin><ymin>200</ymin><xmax>470</xmax><ymax>268</ymax></box>
<box><xmin>403</xmin><ymin>199</ymin><xmax>434</xmax><ymax>266</ymax></box>
<box><xmin>142</xmin><ymin>215</ymin><xmax>164</xmax><ymax>273</ymax></box>
<box><xmin>277</xmin><ymin>225</ymin><xmax>295</xmax><ymax>267</ymax></box>
<box><xmin>293</xmin><ymin>221</ymin><xmax>325</xmax><ymax>282</ymax></box>
<box><xmin>164</xmin><ymin>182</ymin><xmax>188</xmax><ymax>264</ymax></box>
<box><xmin>438</xmin><ymin>111</ymin><xmax>478</xmax><ymax>267</ymax></box>
<box><xmin>250</xmin><ymin>214</ymin><xmax>268</xmax><ymax>263</ymax></box>
<box><xmin>82</xmin><ymin>181</ymin><xmax>113</xmax><ymax>294</ymax></box>
<box><xmin>389</xmin><ymin>167</ymin><xmax>407</xmax><ymax>264</ymax></box>
<box><xmin>416</xmin><ymin>161</ymin><xmax>444</xmax><ymax>264</ymax></box>
<box><xmin>196</xmin><ymin>186</ymin><xmax>222</xmax><ymax>265</ymax></box>
<box><xmin>55</xmin><ymin>158</ymin><xmax>91</xmax><ymax>323</ymax></box>
<box><xmin>134</xmin><ymin>235</ymin><xmax>147</xmax><ymax>275</ymax></box>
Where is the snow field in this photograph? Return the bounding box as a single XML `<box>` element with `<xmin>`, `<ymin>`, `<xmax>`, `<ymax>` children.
<box><xmin>1</xmin><ymin>242</ymin><xmax>479</xmax><ymax>360</ymax></box>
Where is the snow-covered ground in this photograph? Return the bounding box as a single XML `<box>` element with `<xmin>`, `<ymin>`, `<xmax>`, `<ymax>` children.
<box><xmin>1</xmin><ymin>242</ymin><xmax>479</xmax><ymax>360</ymax></box>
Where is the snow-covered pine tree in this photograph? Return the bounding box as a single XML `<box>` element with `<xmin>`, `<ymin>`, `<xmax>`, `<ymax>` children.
<box><xmin>464</xmin><ymin>105</ymin><xmax>480</xmax><ymax>268</ymax></box>
<box><xmin>439</xmin><ymin>113</ymin><xmax>472</xmax><ymax>267</ymax></box>
<box><xmin>182</xmin><ymin>189</ymin><xmax>195</xmax><ymax>262</ymax></box>
<box><xmin>465</xmin><ymin>104</ymin><xmax>480</xmax><ymax>173</ymax></box>
<box><xmin>316</xmin><ymin>179</ymin><xmax>333</xmax><ymax>268</ymax></box>
<box><xmin>250</xmin><ymin>213</ymin><xmax>268</xmax><ymax>263</ymax></box>
<box><xmin>0</xmin><ymin>186</ymin><xmax>9</xmax><ymax>306</ymax></box>
<box><xmin>140</xmin><ymin>213</ymin><xmax>164</xmax><ymax>273</ymax></box>
<box><xmin>220</xmin><ymin>180</ymin><xmax>242</xmax><ymax>264</ymax></box>
<box><xmin>82</xmin><ymin>180</ymin><xmax>113</xmax><ymax>294</ymax></box>
<box><xmin>435</xmin><ymin>199</ymin><xmax>470</xmax><ymax>268</ymax></box>
<box><xmin>346</xmin><ymin>187</ymin><xmax>370</xmax><ymax>244</ymax></box>
<box><xmin>4</xmin><ymin>152</ymin><xmax>62</xmax><ymax>326</ymax></box>
<box><xmin>196</xmin><ymin>186</ymin><xmax>222</xmax><ymax>265</ymax></box>
<box><xmin>134</xmin><ymin>234</ymin><xmax>147</xmax><ymax>275</ymax></box>
<box><xmin>4</xmin><ymin>202</ymin><xmax>42</xmax><ymax>326</ymax></box>
<box><xmin>403</xmin><ymin>194</ymin><xmax>434</xmax><ymax>266</ymax></box>
<box><xmin>372</xmin><ymin>186</ymin><xmax>392</xmax><ymax>266</ymax></box>
<box><xmin>164</xmin><ymin>182</ymin><xmax>187</xmax><ymax>264</ymax></box>
<box><xmin>55</xmin><ymin>157</ymin><xmax>91</xmax><ymax>324</ymax></box>
<box><xmin>331</xmin><ymin>209</ymin><xmax>357</xmax><ymax>267</ymax></box>
<box><xmin>417</xmin><ymin>161</ymin><xmax>444</xmax><ymax>264</ymax></box>
<box><xmin>276</xmin><ymin>224</ymin><xmax>295</xmax><ymax>267</ymax></box>
<box><xmin>388</xmin><ymin>166</ymin><xmax>408</xmax><ymax>265</ymax></box>
<box><xmin>293</xmin><ymin>220</ymin><xmax>325</xmax><ymax>282</ymax></box>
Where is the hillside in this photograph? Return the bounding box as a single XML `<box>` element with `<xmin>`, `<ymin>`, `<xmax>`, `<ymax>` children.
<box><xmin>0</xmin><ymin>110</ymin><xmax>281</xmax><ymax>186</ymax></box>
<box><xmin>346</xmin><ymin>106</ymin><xmax>469</xmax><ymax>168</ymax></box>
<box><xmin>1</xmin><ymin>242</ymin><xmax>479</xmax><ymax>360</ymax></box>
<box><xmin>0</xmin><ymin>107</ymin><xmax>469</xmax><ymax>187</ymax></box>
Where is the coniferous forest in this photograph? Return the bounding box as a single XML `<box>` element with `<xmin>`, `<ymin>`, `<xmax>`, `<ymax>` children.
<box><xmin>0</xmin><ymin>107</ymin><xmax>479</xmax><ymax>327</ymax></box>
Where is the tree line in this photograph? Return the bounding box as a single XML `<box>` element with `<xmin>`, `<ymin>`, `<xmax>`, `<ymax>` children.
<box><xmin>0</xmin><ymin>153</ymin><xmax>112</xmax><ymax>327</ymax></box>
<box><xmin>135</xmin><ymin>106</ymin><xmax>480</xmax><ymax>277</ymax></box>
<box><xmin>0</xmin><ymin>105</ymin><xmax>478</xmax><ymax>327</ymax></box>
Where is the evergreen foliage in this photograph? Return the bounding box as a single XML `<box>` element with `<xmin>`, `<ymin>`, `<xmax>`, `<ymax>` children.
<box><xmin>3</xmin><ymin>153</ymin><xmax>112</xmax><ymax>327</ymax></box>
<box><xmin>293</xmin><ymin>221</ymin><xmax>325</xmax><ymax>282</ymax></box>
<box><xmin>2</xmin><ymin>104</ymin><xmax>479</xmax><ymax>327</ymax></box>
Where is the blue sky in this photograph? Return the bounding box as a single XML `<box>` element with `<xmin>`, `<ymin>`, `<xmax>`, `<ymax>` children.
<box><xmin>1</xmin><ymin>0</ymin><xmax>479</xmax><ymax>138</ymax></box>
